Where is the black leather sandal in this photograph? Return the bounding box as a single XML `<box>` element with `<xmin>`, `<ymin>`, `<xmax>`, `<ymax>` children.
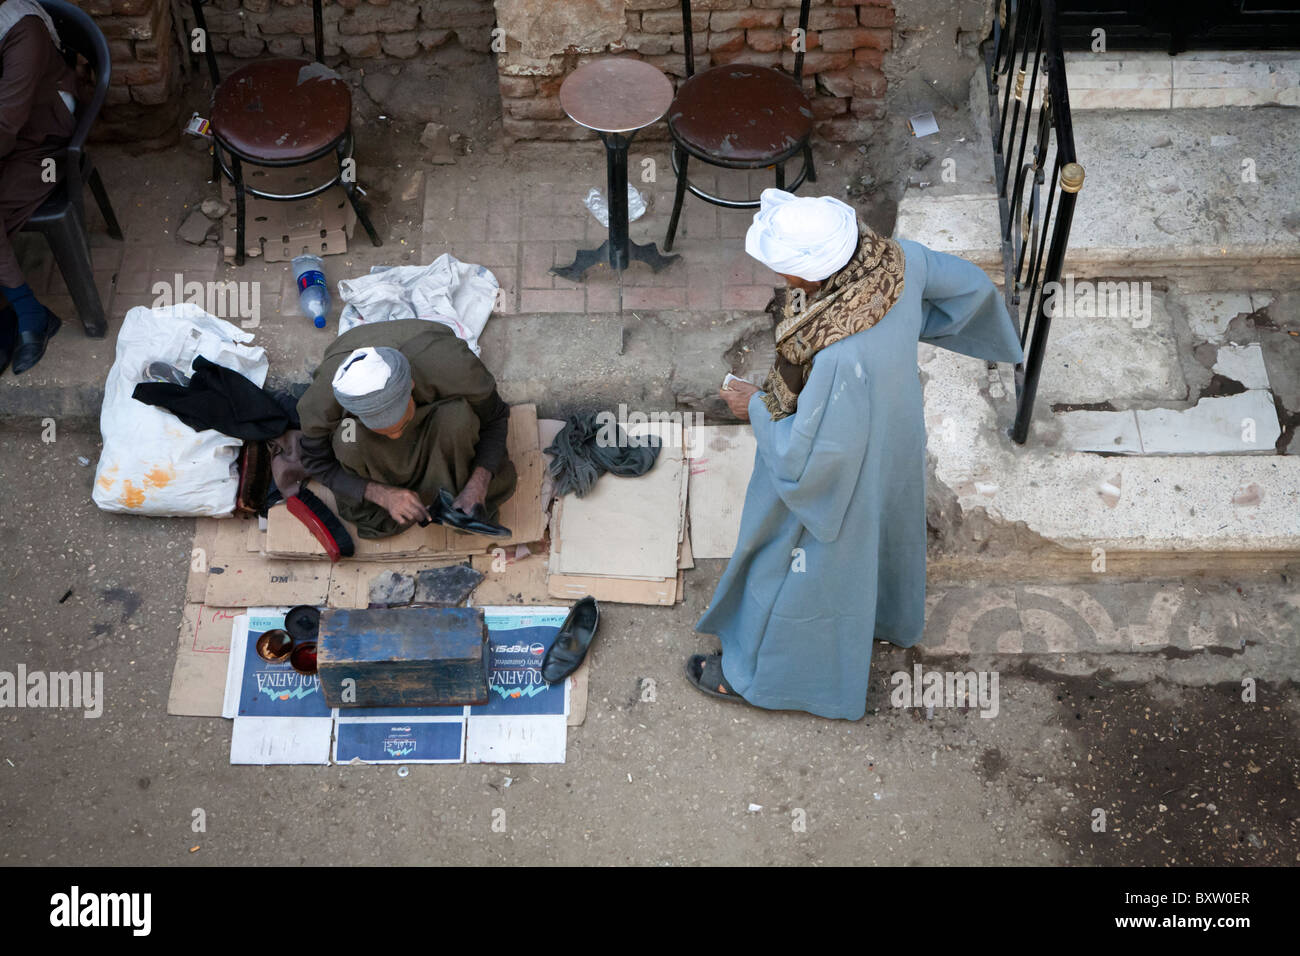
<box><xmin>685</xmin><ymin>653</ymin><xmax>745</xmax><ymax>703</ymax></box>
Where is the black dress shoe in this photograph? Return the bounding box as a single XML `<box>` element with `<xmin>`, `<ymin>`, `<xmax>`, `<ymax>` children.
<box><xmin>430</xmin><ymin>488</ymin><xmax>511</xmax><ymax>537</ymax></box>
<box><xmin>0</xmin><ymin>306</ymin><xmax>16</xmax><ymax>374</ymax></box>
<box><xmin>540</xmin><ymin>595</ymin><xmax>600</xmax><ymax>684</ymax></box>
<box><xmin>10</xmin><ymin>310</ymin><xmax>61</xmax><ymax>375</ymax></box>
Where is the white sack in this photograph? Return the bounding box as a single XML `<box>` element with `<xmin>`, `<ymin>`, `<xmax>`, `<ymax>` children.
<box><xmin>335</xmin><ymin>253</ymin><xmax>498</xmax><ymax>354</ymax></box>
<box><xmin>92</xmin><ymin>303</ymin><xmax>268</xmax><ymax>516</ymax></box>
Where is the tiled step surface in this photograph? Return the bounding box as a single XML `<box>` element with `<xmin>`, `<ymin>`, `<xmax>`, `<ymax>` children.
<box><xmin>895</xmin><ymin>107</ymin><xmax>1300</xmax><ymax>277</ymax></box>
<box><xmin>1066</xmin><ymin>51</ymin><xmax>1300</xmax><ymax>110</ymax></box>
<box><xmin>1058</xmin><ymin>391</ymin><xmax>1281</xmax><ymax>456</ymax></box>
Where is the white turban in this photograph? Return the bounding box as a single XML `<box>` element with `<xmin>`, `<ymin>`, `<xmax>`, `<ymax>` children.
<box><xmin>330</xmin><ymin>346</ymin><xmax>413</xmax><ymax>429</ymax></box>
<box><xmin>744</xmin><ymin>189</ymin><xmax>859</xmax><ymax>282</ymax></box>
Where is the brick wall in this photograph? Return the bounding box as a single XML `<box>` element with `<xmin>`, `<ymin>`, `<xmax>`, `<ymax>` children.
<box><xmin>77</xmin><ymin>0</ymin><xmax>895</xmax><ymax>145</ymax></box>
<box><xmin>75</xmin><ymin>0</ymin><xmax>184</xmax><ymax>144</ymax></box>
<box><xmin>496</xmin><ymin>0</ymin><xmax>895</xmax><ymax>143</ymax></box>
<box><xmin>197</xmin><ymin>0</ymin><xmax>496</xmax><ymax>60</ymax></box>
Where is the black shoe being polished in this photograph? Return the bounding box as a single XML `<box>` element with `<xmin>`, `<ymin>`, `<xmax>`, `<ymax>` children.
<box><xmin>540</xmin><ymin>595</ymin><xmax>600</xmax><ymax>684</ymax></box>
<box><xmin>11</xmin><ymin>309</ymin><xmax>61</xmax><ymax>375</ymax></box>
<box><xmin>430</xmin><ymin>488</ymin><xmax>511</xmax><ymax>537</ymax></box>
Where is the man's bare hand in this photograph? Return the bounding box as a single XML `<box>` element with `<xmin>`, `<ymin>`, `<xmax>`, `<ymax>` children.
<box><xmin>720</xmin><ymin>380</ymin><xmax>760</xmax><ymax>422</ymax></box>
<box><xmin>452</xmin><ymin>466</ymin><xmax>492</xmax><ymax>514</ymax></box>
<box><xmin>364</xmin><ymin>483</ymin><xmax>428</xmax><ymax>525</ymax></box>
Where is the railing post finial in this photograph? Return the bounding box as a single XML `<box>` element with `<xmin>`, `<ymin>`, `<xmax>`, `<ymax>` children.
<box><xmin>1060</xmin><ymin>162</ymin><xmax>1085</xmax><ymax>193</ymax></box>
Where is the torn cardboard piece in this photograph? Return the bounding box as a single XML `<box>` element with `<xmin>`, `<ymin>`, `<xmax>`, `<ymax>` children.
<box><xmin>470</xmin><ymin>550</ymin><xmax>552</xmax><ymax>605</ymax></box>
<box><xmin>221</xmin><ymin>154</ymin><xmax>357</xmax><ymax>263</ymax></box>
<box><xmin>685</xmin><ymin>424</ymin><xmax>755</xmax><ymax>559</ymax></box>
<box><xmin>204</xmin><ymin>515</ymin><xmax>332</xmax><ymax>606</ymax></box>
<box><xmin>553</xmin><ymin>446</ymin><xmax>685</xmax><ymax>580</ymax></box>
<box><xmin>187</xmin><ymin>519</ymin><xmax>219</xmax><ymax>602</ymax></box>
<box><xmin>167</xmin><ymin>603</ymin><xmax>241</xmax><ymax>717</ymax></box>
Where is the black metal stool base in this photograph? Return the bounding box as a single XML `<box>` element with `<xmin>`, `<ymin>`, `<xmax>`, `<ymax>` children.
<box><xmin>551</xmin><ymin>238</ymin><xmax>679</xmax><ymax>282</ymax></box>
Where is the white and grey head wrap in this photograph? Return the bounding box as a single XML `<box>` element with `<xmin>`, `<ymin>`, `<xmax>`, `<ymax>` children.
<box><xmin>330</xmin><ymin>346</ymin><xmax>413</xmax><ymax>430</ymax></box>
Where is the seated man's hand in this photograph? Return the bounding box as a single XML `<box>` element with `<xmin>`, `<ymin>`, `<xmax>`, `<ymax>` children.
<box><xmin>364</xmin><ymin>482</ymin><xmax>428</xmax><ymax>525</ymax></box>
<box><xmin>720</xmin><ymin>380</ymin><xmax>760</xmax><ymax>422</ymax></box>
<box><xmin>452</xmin><ymin>466</ymin><xmax>492</xmax><ymax>514</ymax></box>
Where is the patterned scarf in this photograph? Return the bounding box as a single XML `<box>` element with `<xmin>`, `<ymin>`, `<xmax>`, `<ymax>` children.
<box><xmin>760</xmin><ymin>222</ymin><xmax>906</xmax><ymax>420</ymax></box>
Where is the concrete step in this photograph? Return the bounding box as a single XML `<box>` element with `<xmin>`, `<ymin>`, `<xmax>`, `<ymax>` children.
<box><xmin>922</xmin><ymin>334</ymin><xmax>1300</xmax><ymax>577</ymax></box>
<box><xmin>898</xmin><ymin>101</ymin><xmax>1300</xmax><ymax>283</ymax></box>
<box><xmin>901</xmin><ymin>74</ymin><xmax>1300</xmax><ymax>568</ymax></box>
<box><xmin>1065</xmin><ymin>51</ymin><xmax>1300</xmax><ymax>111</ymax></box>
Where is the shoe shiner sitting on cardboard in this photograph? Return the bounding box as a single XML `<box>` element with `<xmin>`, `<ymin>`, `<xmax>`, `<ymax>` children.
<box><xmin>296</xmin><ymin>319</ymin><xmax>516</xmax><ymax>538</ymax></box>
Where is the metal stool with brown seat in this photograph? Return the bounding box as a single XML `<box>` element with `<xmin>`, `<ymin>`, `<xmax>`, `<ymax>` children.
<box><xmin>188</xmin><ymin>0</ymin><xmax>381</xmax><ymax>265</ymax></box>
<box><xmin>663</xmin><ymin>0</ymin><xmax>816</xmax><ymax>252</ymax></box>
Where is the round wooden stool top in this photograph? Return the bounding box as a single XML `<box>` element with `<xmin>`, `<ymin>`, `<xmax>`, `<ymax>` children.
<box><xmin>559</xmin><ymin>58</ymin><xmax>675</xmax><ymax>134</ymax></box>
<box><xmin>212</xmin><ymin>58</ymin><xmax>351</xmax><ymax>162</ymax></box>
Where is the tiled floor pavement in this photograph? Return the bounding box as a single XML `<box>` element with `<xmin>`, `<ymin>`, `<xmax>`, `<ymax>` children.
<box><xmin>5</xmin><ymin>137</ymin><xmax>862</xmax><ymax>411</ymax></box>
<box><xmin>422</xmin><ymin>142</ymin><xmax>859</xmax><ymax>317</ymax></box>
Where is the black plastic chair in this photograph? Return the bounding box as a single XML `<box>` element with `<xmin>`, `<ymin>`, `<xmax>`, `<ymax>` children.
<box><xmin>189</xmin><ymin>0</ymin><xmax>381</xmax><ymax>266</ymax></box>
<box><xmin>19</xmin><ymin>0</ymin><xmax>123</xmax><ymax>338</ymax></box>
<box><xmin>664</xmin><ymin>0</ymin><xmax>817</xmax><ymax>251</ymax></box>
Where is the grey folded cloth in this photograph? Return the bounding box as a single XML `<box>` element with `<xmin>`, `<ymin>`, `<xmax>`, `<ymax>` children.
<box><xmin>544</xmin><ymin>411</ymin><xmax>661</xmax><ymax>499</ymax></box>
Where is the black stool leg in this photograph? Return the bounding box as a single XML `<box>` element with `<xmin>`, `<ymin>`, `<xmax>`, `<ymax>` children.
<box><xmin>87</xmin><ymin>166</ymin><xmax>123</xmax><ymax>240</ymax></box>
<box><xmin>337</xmin><ymin>137</ymin><xmax>381</xmax><ymax>248</ymax></box>
<box><xmin>232</xmin><ymin>155</ymin><xmax>246</xmax><ymax>267</ymax></box>
<box><xmin>48</xmin><ymin>206</ymin><xmax>106</xmax><ymax>338</ymax></box>
<box><xmin>665</xmin><ymin>143</ymin><xmax>689</xmax><ymax>252</ymax></box>
<box><xmin>775</xmin><ymin>162</ymin><xmax>786</xmax><ymax>191</ymax></box>
<box><xmin>344</xmin><ymin>181</ymin><xmax>382</xmax><ymax>248</ymax></box>
<box><xmin>804</xmin><ymin>142</ymin><xmax>817</xmax><ymax>183</ymax></box>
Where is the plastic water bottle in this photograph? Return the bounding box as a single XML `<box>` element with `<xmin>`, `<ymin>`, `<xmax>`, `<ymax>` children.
<box><xmin>292</xmin><ymin>254</ymin><xmax>330</xmax><ymax>329</ymax></box>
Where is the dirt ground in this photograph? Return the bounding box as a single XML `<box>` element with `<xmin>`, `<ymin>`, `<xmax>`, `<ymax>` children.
<box><xmin>0</xmin><ymin>426</ymin><xmax>1296</xmax><ymax>866</ymax></box>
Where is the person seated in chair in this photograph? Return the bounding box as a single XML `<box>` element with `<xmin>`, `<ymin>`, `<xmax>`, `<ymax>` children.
<box><xmin>0</xmin><ymin>0</ymin><xmax>77</xmax><ymax>375</ymax></box>
<box><xmin>296</xmin><ymin>318</ymin><xmax>517</xmax><ymax>539</ymax></box>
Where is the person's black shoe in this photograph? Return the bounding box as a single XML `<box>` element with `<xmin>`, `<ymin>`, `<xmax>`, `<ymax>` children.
<box><xmin>540</xmin><ymin>596</ymin><xmax>600</xmax><ymax>684</ymax></box>
<box><xmin>430</xmin><ymin>488</ymin><xmax>511</xmax><ymax>537</ymax></box>
<box><xmin>0</xmin><ymin>306</ymin><xmax>16</xmax><ymax>374</ymax></box>
<box><xmin>10</xmin><ymin>309</ymin><xmax>61</xmax><ymax>375</ymax></box>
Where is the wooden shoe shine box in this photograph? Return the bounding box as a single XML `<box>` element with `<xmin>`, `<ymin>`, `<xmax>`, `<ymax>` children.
<box><xmin>317</xmin><ymin>606</ymin><xmax>490</xmax><ymax>708</ymax></box>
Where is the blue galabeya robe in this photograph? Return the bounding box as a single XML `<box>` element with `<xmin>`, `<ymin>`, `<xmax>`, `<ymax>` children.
<box><xmin>695</xmin><ymin>240</ymin><xmax>1025</xmax><ymax>720</ymax></box>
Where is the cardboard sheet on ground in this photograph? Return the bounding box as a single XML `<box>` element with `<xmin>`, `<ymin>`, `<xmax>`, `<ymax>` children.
<box><xmin>553</xmin><ymin>444</ymin><xmax>685</xmax><ymax>580</ymax></box>
<box><xmin>203</xmin><ymin>517</ymin><xmax>331</xmax><ymax>607</ymax></box>
<box><xmin>685</xmin><ymin>425</ymin><xmax>756</xmax><ymax>559</ymax></box>
<box><xmin>167</xmin><ymin>603</ymin><xmax>240</xmax><ymax>717</ymax></box>
<box><xmin>469</xmin><ymin>550</ymin><xmax>552</xmax><ymax>605</ymax></box>
<box><xmin>187</xmin><ymin>519</ymin><xmax>219</xmax><ymax>602</ymax></box>
<box><xmin>546</xmin><ymin>490</ymin><xmax>686</xmax><ymax>606</ymax></box>
<box><xmin>223</xmin><ymin>606</ymin><xmax>579</xmax><ymax>765</ymax></box>
<box><xmin>221</xmin><ymin>156</ymin><xmax>356</xmax><ymax>263</ymax></box>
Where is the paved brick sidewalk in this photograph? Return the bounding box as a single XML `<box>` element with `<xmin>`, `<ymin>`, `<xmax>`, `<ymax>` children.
<box><xmin>3</xmin><ymin>135</ymin><xmax>861</xmax><ymax>419</ymax></box>
<box><xmin>422</xmin><ymin>142</ymin><xmax>859</xmax><ymax>317</ymax></box>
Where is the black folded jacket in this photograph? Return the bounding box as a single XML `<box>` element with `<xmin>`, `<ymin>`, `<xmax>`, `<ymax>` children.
<box><xmin>544</xmin><ymin>411</ymin><xmax>662</xmax><ymax>499</ymax></box>
<box><xmin>132</xmin><ymin>355</ymin><xmax>295</xmax><ymax>441</ymax></box>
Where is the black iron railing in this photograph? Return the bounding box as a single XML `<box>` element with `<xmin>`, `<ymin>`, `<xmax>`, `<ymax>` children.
<box><xmin>984</xmin><ymin>0</ymin><xmax>1084</xmax><ymax>444</ymax></box>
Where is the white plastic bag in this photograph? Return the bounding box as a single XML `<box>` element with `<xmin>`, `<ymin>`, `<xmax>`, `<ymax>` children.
<box><xmin>335</xmin><ymin>253</ymin><xmax>499</xmax><ymax>353</ymax></box>
<box><xmin>583</xmin><ymin>185</ymin><xmax>647</xmax><ymax>227</ymax></box>
<box><xmin>92</xmin><ymin>303</ymin><xmax>268</xmax><ymax>516</ymax></box>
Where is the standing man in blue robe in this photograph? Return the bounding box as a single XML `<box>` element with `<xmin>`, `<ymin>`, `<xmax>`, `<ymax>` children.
<box><xmin>687</xmin><ymin>189</ymin><xmax>1023</xmax><ymax>720</ymax></box>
